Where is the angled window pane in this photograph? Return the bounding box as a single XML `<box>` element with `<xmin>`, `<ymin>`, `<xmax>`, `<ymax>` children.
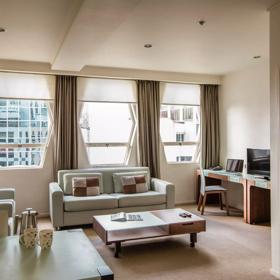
<box><xmin>164</xmin><ymin>145</ymin><xmax>196</xmax><ymax>163</ymax></box>
<box><xmin>87</xmin><ymin>147</ymin><xmax>127</xmax><ymax>165</ymax></box>
<box><xmin>80</xmin><ymin>103</ymin><xmax>133</xmax><ymax>143</ymax></box>
<box><xmin>0</xmin><ymin>99</ymin><xmax>51</xmax><ymax>168</ymax></box>
<box><xmin>160</xmin><ymin>105</ymin><xmax>200</xmax><ymax>142</ymax></box>
<box><xmin>80</xmin><ymin>102</ymin><xmax>135</xmax><ymax>165</ymax></box>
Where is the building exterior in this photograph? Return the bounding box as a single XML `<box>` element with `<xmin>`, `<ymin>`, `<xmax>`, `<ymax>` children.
<box><xmin>0</xmin><ymin>99</ymin><xmax>49</xmax><ymax>167</ymax></box>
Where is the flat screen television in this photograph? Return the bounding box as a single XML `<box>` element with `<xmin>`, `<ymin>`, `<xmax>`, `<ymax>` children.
<box><xmin>247</xmin><ymin>148</ymin><xmax>270</xmax><ymax>177</ymax></box>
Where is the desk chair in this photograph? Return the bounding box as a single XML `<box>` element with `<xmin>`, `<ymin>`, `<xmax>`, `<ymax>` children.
<box><xmin>198</xmin><ymin>167</ymin><xmax>229</xmax><ymax>215</ymax></box>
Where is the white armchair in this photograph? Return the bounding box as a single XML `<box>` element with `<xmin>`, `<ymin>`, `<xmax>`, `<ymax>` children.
<box><xmin>0</xmin><ymin>188</ymin><xmax>15</xmax><ymax>235</ymax></box>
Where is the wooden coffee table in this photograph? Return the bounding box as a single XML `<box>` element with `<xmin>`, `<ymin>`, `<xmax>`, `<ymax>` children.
<box><xmin>93</xmin><ymin>208</ymin><xmax>206</xmax><ymax>257</ymax></box>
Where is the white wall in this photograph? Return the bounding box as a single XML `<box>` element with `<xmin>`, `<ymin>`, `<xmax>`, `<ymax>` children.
<box><xmin>0</xmin><ymin>141</ymin><xmax>54</xmax><ymax>216</ymax></box>
<box><xmin>220</xmin><ymin>59</ymin><xmax>270</xmax><ymax>209</ymax></box>
<box><xmin>3</xmin><ymin>86</ymin><xmax>199</xmax><ymax>216</ymax></box>
<box><xmin>270</xmin><ymin>3</ymin><xmax>280</xmax><ymax>279</ymax></box>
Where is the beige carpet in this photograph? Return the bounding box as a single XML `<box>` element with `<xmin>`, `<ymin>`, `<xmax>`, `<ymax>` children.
<box><xmin>40</xmin><ymin>204</ymin><xmax>274</xmax><ymax>280</ymax></box>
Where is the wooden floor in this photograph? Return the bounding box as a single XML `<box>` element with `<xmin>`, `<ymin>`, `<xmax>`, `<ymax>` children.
<box><xmin>38</xmin><ymin>204</ymin><xmax>274</xmax><ymax>280</ymax></box>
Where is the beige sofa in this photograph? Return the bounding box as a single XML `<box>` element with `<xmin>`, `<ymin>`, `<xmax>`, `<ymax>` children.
<box><xmin>0</xmin><ymin>188</ymin><xmax>15</xmax><ymax>235</ymax></box>
<box><xmin>49</xmin><ymin>167</ymin><xmax>175</xmax><ymax>229</ymax></box>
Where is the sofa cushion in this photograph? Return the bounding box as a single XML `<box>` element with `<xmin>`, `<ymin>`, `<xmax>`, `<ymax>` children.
<box><xmin>111</xmin><ymin>191</ymin><xmax>166</xmax><ymax>208</ymax></box>
<box><xmin>58</xmin><ymin>167</ymin><xmax>151</xmax><ymax>194</ymax></box>
<box><xmin>72</xmin><ymin>177</ymin><xmax>101</xmax><ymax>196</ymax></box>
<box><xmin>121</xmin><ymin>175</ymin><xmax>148</xmax><ymax>194</ymax></box>
<box><xmin>63</xmin><ymin>173</ymin><xmax>103</xmax><ymax>195</ymax></box>
<box><xmin>64</xmin><ymin>194</ymin><xmax>118</xmax><ymax>212</ymax></box>
<box><xmin>113</xmin><ymin>171</ymin><xmax>150</xmax><ymax>193</ymax></box>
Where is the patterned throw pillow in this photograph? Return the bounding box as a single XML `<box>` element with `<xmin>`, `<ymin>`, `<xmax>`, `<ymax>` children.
<box><xmin>72</xmin><ymin>177</ymin><xmax>100</xmax><ymax>196</ymax></box>
<box><xmin>121</xmin><ymin>175</ymin><xmax>148</xmax><ymax>194</ymax></box>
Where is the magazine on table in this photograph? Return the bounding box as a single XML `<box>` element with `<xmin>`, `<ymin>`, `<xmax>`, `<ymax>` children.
<box><xmin>111</xmin><ymin>212</ymin><xmax>143</xmax><ymax>222</ymax></box>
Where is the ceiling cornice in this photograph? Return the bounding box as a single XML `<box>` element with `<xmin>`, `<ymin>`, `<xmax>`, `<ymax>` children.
<box><xmin>0</xmin><ymin>59</ymin><xmax>221</xmax><ymax>84</ymax></box>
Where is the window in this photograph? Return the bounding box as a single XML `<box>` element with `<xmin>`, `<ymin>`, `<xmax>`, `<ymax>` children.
<box><xmin>160</xmin><ymin>105</ymin><xmax>200</xmax><ymax>163</ymax></box>
<box><xmin>176</xmin><ymin>133</ymin><xmax>185</xmax><ymax>142</ymax></box>
<box><xmin>176</xmin><ymin>156</ymin><xmax>192</xmax><ymax>162</ymax></box>
<box><xmin>0</xmin><ymin>99</ymin><xmax>51</xmax><ymax>168</ymax></box>
<box><xmin>80</xmin><ymin>102</ymin><xmax>136</xmax><ymax>165</ymax></box>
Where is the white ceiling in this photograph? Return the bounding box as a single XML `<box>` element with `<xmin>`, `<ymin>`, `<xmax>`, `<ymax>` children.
<box><xmin>0</xmin><ymin>0</ymin><xmax>277</xmax><ymax>75</ymax></box>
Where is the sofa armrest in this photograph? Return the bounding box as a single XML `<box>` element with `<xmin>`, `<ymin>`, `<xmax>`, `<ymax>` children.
<box><xmin>0</xmin><ymin>188</ymin><xmax>15</xmax><ymax>200</ymax></box>
<box><xmin>0</xmin><ymin>200</ymin><xmax>15</xmax><ymax>217</ymax></box>
<box><xmin>49</xmin><ymin>183</ymin><xmax>64</xmax><ymax>228</ymax></box>
<box><xmin>151</xmin><ymin>178</ymin><xmax>175</xmax><ymax>209</ymax></box>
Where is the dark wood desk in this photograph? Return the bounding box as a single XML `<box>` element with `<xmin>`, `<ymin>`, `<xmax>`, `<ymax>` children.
<box><xmin>196</xmin><ymin>169</ymin><xmax>270</xmax><ymax>224</ymax></box>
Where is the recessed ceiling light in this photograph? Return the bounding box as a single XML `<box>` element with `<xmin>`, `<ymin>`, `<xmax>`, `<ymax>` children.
<box><xmin>253</xmin><ymin>55</ymin><xmax>261</xmax><ymax>59</ymax></box>
<box><xmin>0</xmin><ymin>27</ymin><xmax>6</xmax><ymax>33</ymax></box>
<box><xmin>144</xmin><ymin>44</ymin><xmax>152</xmax><ymax>48</ymax></box>
<box><xmin>198</xmin><ymin>20</ymin><xmax>206</xmax><ymax>26</ymax></box>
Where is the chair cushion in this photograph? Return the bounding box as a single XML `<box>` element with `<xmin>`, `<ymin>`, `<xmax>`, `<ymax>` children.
<box><xmin>63</xmin><ymin>173</ymin><xmax>103</xmax><ymax>195</ymax></box>
<box><xmin>113</xmin><ymin>171</ymin><xmax>150</xmax><ymax>193</ymax></box>
<box><xmin>111</xmin><ymin>191</ymin><xmax>166</xmax><ymax>208</ymax></box>
<box><xmin>64</xmin><ymin>194</ymin><xmax>118</xmax><ymax>212</ymax></box>
<box><xmin>205</xmin><ymin>185</ymin><xmax>227</xmax><ymax>192</ymax></box>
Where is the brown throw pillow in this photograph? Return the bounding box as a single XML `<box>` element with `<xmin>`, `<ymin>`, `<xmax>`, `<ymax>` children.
<box><xmin>121</xmin><ymin>175</ymin><xmax>148</xmax><ymax>194</ymax></box>
<box><xmin>72</xmin><ymin>177</ymin><xmax>100</xmax><ymax>196</ymax></box>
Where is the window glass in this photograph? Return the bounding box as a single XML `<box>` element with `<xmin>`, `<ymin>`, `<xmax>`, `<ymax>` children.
<box><xmin>163</xmin><ymin>145</ymin><xmax>197</xmax><ymax>163</ymax></box>
<box><xmin>80</xmin><ymin>102</ymin><xmax>135</xmax><ymax>165</ymax></box>
<box><xmin>0</xmin><ymin>99</ymin><xmax>51</xmax><ymax>168</ymax></box>
<box><xmin>160</xmin><ymin>105</ymin><xmax>200</xmax><ymax>163</ymax></box>
<box><xmin>160</xmin><ymin>105</ymin><xmax>200</xmax><ymax>142</ymax></box>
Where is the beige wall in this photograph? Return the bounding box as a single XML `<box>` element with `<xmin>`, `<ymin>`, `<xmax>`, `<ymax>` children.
<box><xmin>0</xmin><ymin>141</ymin><xmax>54</xmax><ymax>216</ymax></box>
<box><xmin>0</xmin><ymin>68</ymin><xmax>213</xmax><ymax>215</ymax></box>
<box><xmin>5</xmin><ymin>120</ymin><xmax>197</xmax><ymax>215</ymax></box>
<box><xmin>270</xmin><ymin>3</ymin><xmax>280</xmax><ymax>279</ymax></box>
<box><xmin>219</xmin><ymin>59</ymin><xmax>270</xmax><ymax>209</ymax></box>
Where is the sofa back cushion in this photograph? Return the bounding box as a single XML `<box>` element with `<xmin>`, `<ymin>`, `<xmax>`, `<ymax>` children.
<box><xmin>63</xmin><ymin>173</ymin><xmax>103</xmax><ymax>195</ymax></box>
<box><xmin>58</xmin><ymin>167</ymin><xmax>150</xmax><ymax>194</ymax></box>
<box><xmin>113</xmin><ymin>171</ymin><xmax>150</xmax><ymax>193</ymax></box>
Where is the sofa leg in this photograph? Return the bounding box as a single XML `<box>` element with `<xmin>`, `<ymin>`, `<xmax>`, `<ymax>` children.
<box><xmin>55</xmin><ymin>226</ymin><xmax>61</xmax><ymax>231</ymax></box>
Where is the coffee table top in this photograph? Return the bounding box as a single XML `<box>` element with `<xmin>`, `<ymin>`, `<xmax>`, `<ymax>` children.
<box><xmin>151</xmin><ymin>208</ymin><xmax>205</xmax><ymax>224</ymax></box>
<box><xmin>94</xmin><ymin>211</ymin><xmax>168</xmax><ymax>231</ymax></box>
<box><xmin>93</xmin><ymin>208</ymin><xmax>205</xmax><ymax>244</ymax></box>
<box><xmin>0</xmin><ymin>229</ymin><xmax>113</xmax><ymax>280</ymax></box>
<box><xmin>94</xmin><ymin>208</ymin><xmax>204</xmax><ymax>232</ymax></box>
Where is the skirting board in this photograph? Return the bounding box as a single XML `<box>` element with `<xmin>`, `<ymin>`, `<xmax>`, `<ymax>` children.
<box><xmin>175</xmin><ymin>200</ymin><xmax>196</xmax><ymax>206</ymax></box>
<box><xmin>271</xmin><ymin>268</ymin><xmax>280</xmax><ymax>279</ymax></box>
<box><xmin>37</xmin><ymin>212</ymin><xmax>50</xmax><ymax>218</ymax></box>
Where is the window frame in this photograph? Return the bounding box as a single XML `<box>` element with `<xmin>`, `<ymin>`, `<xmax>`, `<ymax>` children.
<box><xmin>160</xmin><ymin>103</ymin><xmax>200</xmax><ymax>164</ymax></box>
<box><xmin>0</xmin><ymin>98</ymin><xmax>53</xmax><ymax>169</ymax></box>
<box><xmin>79</xmin><ymin>101</ymin><xmax>137</xmax><ymax>166</ymax></box>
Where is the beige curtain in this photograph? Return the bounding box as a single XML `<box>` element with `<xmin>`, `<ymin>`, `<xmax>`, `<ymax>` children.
<box><xmin>200</xmin><ymin>84</ymin><xmax>220</xmax><ymax>168</ymax></box>
<box><xmin>137</xmin><ymin>80</ymin><xmax>161</xmax><ymax>178</ymax></box>
<box><xmin>53</xmin><ymin>75</ymin><xmax>78</xmax><ymax>178</ymax></box>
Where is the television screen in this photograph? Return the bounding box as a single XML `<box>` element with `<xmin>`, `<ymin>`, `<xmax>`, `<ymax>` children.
<box><xmin>247</xmin><ymin>148</ymin><xmax>270</xmax><ymax>176</ymax></box>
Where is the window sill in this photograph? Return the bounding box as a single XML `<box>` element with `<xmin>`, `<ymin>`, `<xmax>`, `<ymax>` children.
<box><xmin>0</xmin><ymin>166</ymin><xmax>44</xmax><ymax>171</ymax></box>
<box><xmin>165</xmin><ymin>162</ymin><xmax>199</xmax><ymax>165</ymax></box>
<box><xmin>89</xmin><ymin>163</ymin><xmax>128</xmax><ymax>168</ymax></box>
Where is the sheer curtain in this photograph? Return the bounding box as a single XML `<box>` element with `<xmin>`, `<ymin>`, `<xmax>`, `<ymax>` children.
<box><xmin>53</xmin><ymin>75</ymin><xmax>78</xmax><ymax>177</ymax></box>
<box><xmin>137</xmin><ymin>80</ymin><xmax>161</xmax><ymax>178</ymax></box>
